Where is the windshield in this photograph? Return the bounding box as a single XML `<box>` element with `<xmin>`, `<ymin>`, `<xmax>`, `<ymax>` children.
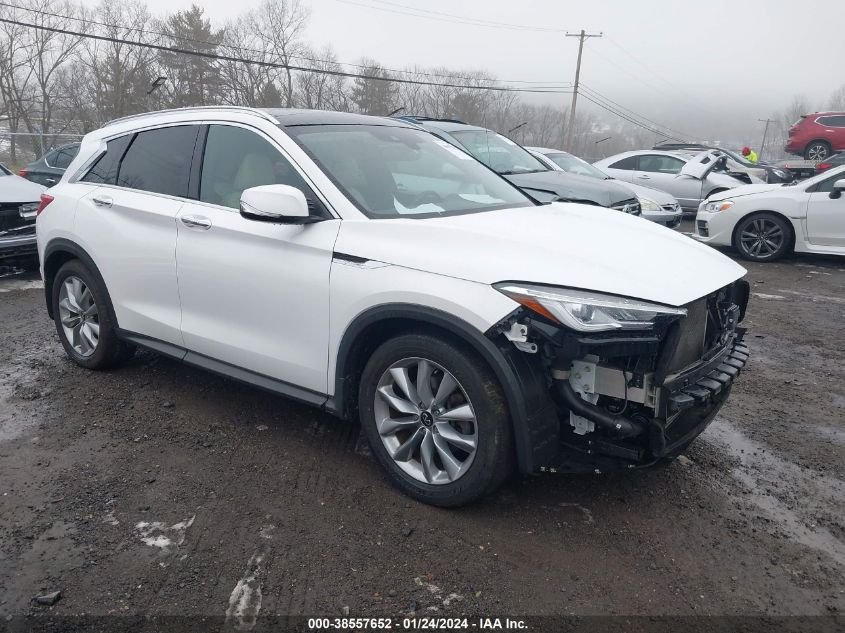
<box><xmin>0</xmin><ymin>164</ymin><xmax>10</xmax><ymax>176</ymax></box>
<box><xmin>286</xmin><ymin>124</ymin><xmax>533</xmax><ymax>219</ymax></box>
<box><xmin>448</xmin><ymin>130</ymin><xmax>548</xmax><ymax>175</ymax></box>
<box><xmin>544</xmin><ymin>152</ymin><xmax>608</xmax><ymax>179</ymax></box>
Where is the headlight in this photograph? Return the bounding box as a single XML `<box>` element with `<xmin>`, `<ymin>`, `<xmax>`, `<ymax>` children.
<box><xmin>18</xmin><ymin>202</ymin><xmax>39</xmax><ymax>219</ymax></box>
<box><xmin>494</xmin><ymin>283</ymin><xmax>687</xmax><ymax>332</ymax></box>
<box><xmin>638</xmin><ymin>197</ymin><xmax>662</xmax><ymax>212</ymax></box>
<box><xmin>703</xmin><ymin>199</ymin><xmax>734</xmax><ymax>213</ymax></box>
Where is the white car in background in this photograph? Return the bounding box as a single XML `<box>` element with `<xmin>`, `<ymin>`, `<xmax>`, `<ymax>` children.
<box><xmin>594</xmin><ymin>150</ymin><xmax>763</xmax><ymax>213</ymax></box>
<box><xmin>694</xmin><ymin>166</ymin><xmax>845</xmax><ymax>261</ymax></box>
<box><xmin>527</xmin><ymin>147</ymin><xmax>682</xmax><ymax>228</ymax></box>
<box><xmin>0</xmin><ymin>163</ymin><xmax>45</xmax><ymax>260</ymax></box>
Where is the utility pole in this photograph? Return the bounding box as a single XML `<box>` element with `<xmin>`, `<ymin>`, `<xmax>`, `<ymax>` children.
<box><xmin>758</xmin><ymin>118</ymin><xmax>774</xmax><ymax>160</ymax></box>
<box><xmin>565</xmin><ymin>29</ymin><xmax>602</xmax><ymax>152</ymax></box>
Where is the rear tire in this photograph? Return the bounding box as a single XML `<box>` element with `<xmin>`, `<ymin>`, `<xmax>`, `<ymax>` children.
<box><xmin>732</xmin><ymin>213</ymin><xmax>792</xmax><ymax>262</ymax></box>
<box><xmin>52</xmin><ymin>259</ymin><xmax>135</xmax><ymax>369</ymax></box>
<box><xmin>804</xmin><ymin>141</ymin><xmax>831</xmax><ymax>161</ymax></box>
<box><xmin>358</xmin><ymin>333</ymin><xmax>513</xmax><ymax>507</ymax></box>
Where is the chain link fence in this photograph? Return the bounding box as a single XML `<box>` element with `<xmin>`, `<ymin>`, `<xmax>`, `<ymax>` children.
<box><xmin>0</xmin><ymin>131</ymin><xmax>85</xmax><ymax>172</ymax></box>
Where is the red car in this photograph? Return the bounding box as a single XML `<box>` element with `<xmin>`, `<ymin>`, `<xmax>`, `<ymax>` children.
<box><xmin>785</xmin><ymin>112</ymin><xmax>845</xmax><ymax>160</ymax></box>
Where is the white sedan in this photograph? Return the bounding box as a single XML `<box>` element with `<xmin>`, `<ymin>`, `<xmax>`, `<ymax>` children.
<box><xmin>693</xmin><ymin>165</ymin><xmax>845</xmax><ymax>261</ymax></box>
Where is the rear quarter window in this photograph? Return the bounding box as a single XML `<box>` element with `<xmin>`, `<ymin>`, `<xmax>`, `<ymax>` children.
<box><xmin>608</xmin><ymin>156</ymin><xmax>638</xmax><ymax>170</ymax></box>
<box><xmin>81</xmin><ymin>136</ymin><xmax>133</xmax><ymax>185</ymax></box>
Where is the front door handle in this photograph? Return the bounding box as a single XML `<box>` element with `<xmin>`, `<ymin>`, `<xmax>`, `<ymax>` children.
<box><xmin>180</xmin><ymin>215</ymin><xmax>212</xmax><ymax>230</ymax></box>
<box><xmin>92</xmin><ymin>195</ymin><xmax>113</xmax><ymax>207</ymax></box>
<box><xmin>637</xmin><ymin>174</ymin><xmax>651</xmax><ymax>180</ymax></box>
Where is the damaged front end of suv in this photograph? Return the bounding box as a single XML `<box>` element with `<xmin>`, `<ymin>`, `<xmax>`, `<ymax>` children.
<box><xmin>489</xmin><ymin>279</ymin><xmax>750</xmax><ymax>472</ymax></box>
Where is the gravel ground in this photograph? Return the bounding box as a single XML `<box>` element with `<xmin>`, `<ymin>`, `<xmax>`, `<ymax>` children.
<box><xmin>0</xmin><ymin>240</ymin><xmax>843</xmax><ymax>630</ymax></box>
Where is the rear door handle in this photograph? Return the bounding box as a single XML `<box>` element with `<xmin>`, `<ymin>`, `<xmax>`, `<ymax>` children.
<box><xmin>92</xmin><ymin>195</ymin><xmax>113</xmax><ymax>207</ymax></box>
<box><xmin>180</xmin><ymin>215</ymin><xmax>212</xmax><ymax>230</ymax></box>
<box><xmin>637</xmin><ymin>174</ymin><xmax>651</xmax><ymax>180</ymax></box>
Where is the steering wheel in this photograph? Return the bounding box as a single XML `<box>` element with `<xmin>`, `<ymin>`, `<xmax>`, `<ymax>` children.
<box><xmin>411</xmin><ymin>190</ymin><xmax>443</xmax><ymax>207</ymax></box>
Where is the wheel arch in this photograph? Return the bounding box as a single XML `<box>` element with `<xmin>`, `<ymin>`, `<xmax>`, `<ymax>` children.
<box><xmin>330</xmin><ymin>304</ymin><xmax>557</xmax><ymax>474</ymax></box>
<box><xmin>730</xmin><ymin>209</ymin><xmax>796</xmax><ymax>254</ymax></box>
<box><xmin>43</xmin><ymin>238</ymin><xmax>116</xmax><ymax>324</ymax></box>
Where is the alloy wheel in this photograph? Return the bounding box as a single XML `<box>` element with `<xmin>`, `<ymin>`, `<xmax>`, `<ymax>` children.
<box><xmin>58</xmin><ymin>275</ymin><xmax>100</xmax><ymax>357</ymax></box>
<box><xmin>373</xmin><ymin>357</ymin><xmax>478</xmax><ymax>485</ymax></box>
<box><xmin>739</xmin><ymin>217</ymin><xmax>784</xmax><ymax>259</ymax></box>
<box><xmin>807</xmin><ymin>144</ymin><xmax>829</xmax><ymax>161</ymax></box>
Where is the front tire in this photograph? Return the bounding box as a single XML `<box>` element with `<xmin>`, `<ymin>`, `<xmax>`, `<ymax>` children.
<box><xmin>733</xmin><ymin>213</ymin><xmax>792</xmax><ymax>262</ymax></box>
<box><xmin>52</xmin><ymin>259</ymin><xmax>134</xmax><ymax>369</ymax></box>
<box><xmin>358</xmin><ymin>333</ymin><xmax>513</xmax><ymax>507</ymax></box>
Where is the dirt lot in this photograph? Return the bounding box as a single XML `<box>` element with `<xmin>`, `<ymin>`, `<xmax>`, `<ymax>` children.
<box><xmin>1</xmin><ymin>240</ymin><xmax>843</xmax><ymax>630</ymax></box>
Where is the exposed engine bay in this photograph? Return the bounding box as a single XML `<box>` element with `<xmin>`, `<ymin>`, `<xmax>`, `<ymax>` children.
<box><xmin>493</xmin><ymin>280</ymin><xmax>751</xmax><ymax>472</ymax></box>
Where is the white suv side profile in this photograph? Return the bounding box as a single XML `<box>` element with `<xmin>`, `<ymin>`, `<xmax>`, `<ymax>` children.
<box><xmin>36</xmin><ymin>107</ymin><xmax>751</xmax><ymax>506</ymax></box>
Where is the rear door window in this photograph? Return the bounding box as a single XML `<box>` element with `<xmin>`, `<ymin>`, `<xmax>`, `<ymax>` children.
<box><xmin>116</xmin><ymin>125</ymin><xmax>200</xmax><ymax>197</ymax></box>
<box><xmin>81</xmin><ymin>136</ymin><xmax>133</xmax><ymax>184</ymax></box>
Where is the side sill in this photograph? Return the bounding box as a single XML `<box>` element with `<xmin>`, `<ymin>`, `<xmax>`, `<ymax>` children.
<box><xmin>117</xmin><ymin>329</ymin><xmax>330</xmax><ymax>410</ymax></box>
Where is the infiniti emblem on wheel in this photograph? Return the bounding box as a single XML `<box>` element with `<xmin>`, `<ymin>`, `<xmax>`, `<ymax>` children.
<box><xmin>420</xmin><ymin>411</ymin><xmax>434</xmax><ymax>427</ymax></box>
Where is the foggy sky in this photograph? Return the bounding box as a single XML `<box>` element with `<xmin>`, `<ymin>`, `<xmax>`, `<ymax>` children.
<box><xmin>139</xmin><ymin>0</ymin><xmax>845</xmax><ymax>144</ymax></box>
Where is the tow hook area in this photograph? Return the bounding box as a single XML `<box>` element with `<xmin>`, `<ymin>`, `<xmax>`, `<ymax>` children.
<box><xmin>503</xmin><ymin>322</ymin><xmax>538</xmax><ymax>354</ymax></box>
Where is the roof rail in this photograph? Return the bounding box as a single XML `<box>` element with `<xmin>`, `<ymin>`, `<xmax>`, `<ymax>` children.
<box><xmin>652</xmin><ymin>142</ymin><xmax>708</xmax><ymax>150</ymax></box>
<box><xmin>104</xmin><ymin>105</ymin><xmax>277</xmax><ymax>128</ymax></box>
<box><xmin>394</xmin><ymin>115</ymin><xmax>468</xmax><ymax>125</ymax></box>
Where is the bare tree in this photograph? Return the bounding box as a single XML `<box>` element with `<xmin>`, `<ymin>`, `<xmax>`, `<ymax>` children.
<box><xmin>248</xmin><ymin>0</ymin><xmax>310</xmax><ymax>108</ymax></box>
<box><xmin>294</xmin><ymin>46</ymin><xmax>349</xmax><ymax>111</ymax></box>
<box><xmin>66</xmin><ymin>0</ymin><xmax>157</xmax><ymax>126</ymax></box>
<box><xmin>0</xmin><ymin>0</ymin><xmax>85</xmax><ymax>157</ymax></box>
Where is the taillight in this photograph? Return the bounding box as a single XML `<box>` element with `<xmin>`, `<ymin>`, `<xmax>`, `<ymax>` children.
<box><xmin>817</xmin><ymin>162</ymin><xmax>831</xmax><ymax>171</ymax></box>
<box><xmin>36</xmin><ymin>193</ymin><xmax>54</xmax><ymax>216</ymax></box>
<box><xmin>18</xmin><ymin>168</ymin><xmax>28</xmax><ymax>177</ymax></box>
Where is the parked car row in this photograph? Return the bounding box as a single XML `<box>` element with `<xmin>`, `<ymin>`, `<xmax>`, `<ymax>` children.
<box><xmin>526</xmin><ymin>147</ymin><xmax>682</xmax><ymax>227</ymax></box>
<box><xmin>34</xmin><ymin>106</ymin><xmax>751</xmax><ymax>506</ymax></box>
<box><xmin>593</xmin><ymin>149</ymin><xmax>762</xmax><ymax>213</ymax></box>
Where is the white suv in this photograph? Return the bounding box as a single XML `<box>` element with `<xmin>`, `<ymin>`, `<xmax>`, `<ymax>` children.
<box><xmin>36</xmin><ymin>107</ymin><xmax>751</xmax><ymax>506</ymax></box>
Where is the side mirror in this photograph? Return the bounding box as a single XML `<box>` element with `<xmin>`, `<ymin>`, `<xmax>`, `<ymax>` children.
<box><xmin>240</xmin><ymin>184</ymin><xmax>322</xmax><ymax>224</ymax></box>
<box><xmin>829</xmin><ymin>178</ymin><xmax>845</xmax><ymax>199</ymax></box>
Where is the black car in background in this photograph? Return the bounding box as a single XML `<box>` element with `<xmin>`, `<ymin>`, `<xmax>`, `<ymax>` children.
<box><xmin>19</xmin><ymin>142</ymin><xmax>80</xmax><ymax>187</ymax></box>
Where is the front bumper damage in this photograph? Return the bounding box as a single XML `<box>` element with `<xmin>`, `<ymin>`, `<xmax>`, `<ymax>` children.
<box><xmin>489</xmin><ymin>280</ymin><xmax>750</xmax><ymax>474</ymax></box>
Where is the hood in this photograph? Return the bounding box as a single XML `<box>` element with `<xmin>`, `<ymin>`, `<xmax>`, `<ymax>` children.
<box><xmin>0</xmin><ymin>174</ymin><xmax>46</xmax><ymax>203</ymax></box>
<box><xmin>708</xmin><ymin>183</ymin><xmax>783</xmax><ymax>201</ymax></box>
<box><xmin>615</xmin><ymin>180</ymin><xmax>678</xmax><ymax>206</ymax></box>
<box><xmin>505</xmin><ymin>170</ymin><xmax>634</xmax><ymax>207</ymax></box>
<box><xmin>335</xmin><ymin>203</ymin><xmax>746</xmax><ymax>307</ymax></box>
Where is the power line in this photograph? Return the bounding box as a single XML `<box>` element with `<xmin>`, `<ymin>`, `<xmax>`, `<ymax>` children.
<box><xmin>579</xmin><ymin>83</ymin><xmax>699</xmax><ymax>142</ymax></box>
<box><xmin>0</xmin><ymin>15</ymin><xmax>574</xmax><ymax>95</ymax></box>
<box><xmin>577</xmin><ymin>91</ymin><xmax>688</xmax><ymax>143</ymax></box>
<box><xmin>0</xmin><ymin>0</ymin><xmax>572</xmax><ymax>87</ymax></box>
<box><xmin>334</xmin><ymin>0</ymin><xmax>566</xmax><ymax>33</ymax></box>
